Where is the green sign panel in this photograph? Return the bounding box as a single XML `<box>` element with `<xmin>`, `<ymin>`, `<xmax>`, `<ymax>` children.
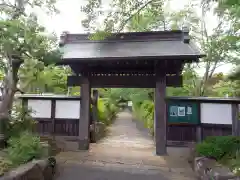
<box><xmin>168</xmin><ymin>101</ymin><xmax>199</xmax><ymax>124</ymax></box>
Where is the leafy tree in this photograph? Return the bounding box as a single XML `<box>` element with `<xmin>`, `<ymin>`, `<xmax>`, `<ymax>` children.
<box><xmin>81</xmin><ymin>0</ymin><xmax>239</xmax><ymax>97</ymax></box>
<box><xmin>80</xmin><ymin>0</ymin><xmax>239</xmax><ymax>133</ymax></box>
<box><xmin>229</xmin><ymin>66</ymin><xmax>240</xmax><ymax>80</ymax></box>
<box><xmin>212</xmin><ymin>80</ymin><xmax>240</xmax><ymax>97</ymax></box>
<box><xmin>0</xmin><ymin>0</ymin><xmax>60</xmax><ymax>142</ymax></box>
<box><xmin>19</xmin><ymin>63</ymin><xmax>72</xmax><ymax>94</ymax></box>
<box><xmin>202</xmin><ymin>0</ymin><xmax>240</xmax><ymax>19</ymax></box>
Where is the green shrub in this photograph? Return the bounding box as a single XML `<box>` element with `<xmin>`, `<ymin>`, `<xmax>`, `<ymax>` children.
<box><xmin>196</xmin><ymin>141</ymin><xmax>224</xmax><ymax>160</ymax></box>
<box><xmin>98</xmin><ymin>98</ymin><xmax>119</xmax><ymax>125</ymax></box>
<box><xmin>98</xmin><ymin>99</ymin><xmax>107</xmax><ymax>122</ymax></box>
<box><xmin>4</xmin><ymin>104</ymin><xmax>37</xmax><ymax>139</ymax></box>
<box><xmin>133</xmin><ymin>100</ymin><xmax>154</xmax><ymax>135</ymax></box>
<box><xmin>196</xmin><ymin>136</ymin><xmax>240</xmax><ymax>161</ymax></box>
<box><xmin>7</xmin><ymin>131</ymin><xmax>44</xmax><ymax>165</ymax></box>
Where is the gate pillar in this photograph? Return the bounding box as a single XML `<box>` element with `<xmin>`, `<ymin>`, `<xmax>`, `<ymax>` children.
<box><xmin>154</xmin><ymin>75</ymin><xmax>167</xmax><ymax>155</ymax></box>
<box><xmin>79</xmin><ymin>77</ymin><xmax>91</xmax><ymax>150</ymax></box>
<box><xmin>90</xmin><ymin>89</ymin><xmax>99</xmax><ymax>143</ymax></box>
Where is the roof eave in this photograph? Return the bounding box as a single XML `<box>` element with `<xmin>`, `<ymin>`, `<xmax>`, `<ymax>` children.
<box><xmin>59</xmin><ymin>29</ymin><xmax>188</xmax><ymax>46</ymax></box>
<box><xmin>56</xmin><ymin>55</ymin><xmax>201</xmax><ymax>65</ymax></box>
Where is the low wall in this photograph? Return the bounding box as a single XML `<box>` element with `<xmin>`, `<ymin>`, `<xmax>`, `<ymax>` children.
<box><xmin>0</xmin><ymin>159</ymin><xmax>56</xmax><ymax>180</ymax></box>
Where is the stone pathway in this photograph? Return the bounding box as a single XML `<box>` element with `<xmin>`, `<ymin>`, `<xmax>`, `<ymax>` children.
<box><xmin>56</xmin><ymin>111</ymin><xmax>196</xmax><ymax>180</ymax></box>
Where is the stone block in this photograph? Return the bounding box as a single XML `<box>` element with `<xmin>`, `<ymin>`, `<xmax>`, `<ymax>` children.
<box><xmin>78</xmin><ymin>139</ymin><xmax>90</xmax><ymax>150</ymax></box>
<box><xmin>3</xmin><ymin>162</ymin><xmax>44</xmax><ymax>180</ymax></box>
<box><xmin>95</xmin><ymin>122</ymin><xmax>106</xmax><ymax>141</ymax></box>
<box><xmin>34</xmin><ymin>159</ymin><xmax>54</xmax><ymax>180</ymax></box>
<box><xmin>0</xmin><ymin>158</ymin><xmax>55</xmax><ymax>180</ymax></box>
<box><xmin>208</xmin><ymin>166</ymin><xmax>237</xmax><ymax>180</ymax></box>
<box><xmin>194</xmin><ymin>157</ymin><xmax>240</xmax><ymax>180</ymax></box>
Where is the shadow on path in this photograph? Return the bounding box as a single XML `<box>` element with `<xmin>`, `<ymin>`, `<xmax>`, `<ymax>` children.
<box><xmin>56</xmin><ymin>111</ymin><xmax>196</xmax><ymax>180</ymax></box>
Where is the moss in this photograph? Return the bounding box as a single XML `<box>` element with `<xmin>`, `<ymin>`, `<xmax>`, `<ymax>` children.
<box><xmin>0</xmin><ymin>156</ymin><xmax>12</xmax><ymax>176</ymax></box>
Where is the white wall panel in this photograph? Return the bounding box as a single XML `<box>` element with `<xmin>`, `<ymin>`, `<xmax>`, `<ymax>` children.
<box><xmin>200</xmin><ymin>103</ymin><xmax>232</xmax><ymax>124</ymax></box>
<box><xmin>28</xmin><ymin>100</ymin><xmax>51</xmax><ymax>118</ymax></box>
<box><xmin>55</xmin><ymin>100</ymin><xmax>80</xmax><ymax>119</ymax></box>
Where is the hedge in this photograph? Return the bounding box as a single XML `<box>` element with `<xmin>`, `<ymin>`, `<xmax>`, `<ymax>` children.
<box><xmin>132</xmin><ymin>100</ymin><xmax>154</xmax><ymax>135</ymax></box>
<box><xmin>98</xmin><ymin>98</ymin><xmax>119</xmax><ymax>125</ymax></box>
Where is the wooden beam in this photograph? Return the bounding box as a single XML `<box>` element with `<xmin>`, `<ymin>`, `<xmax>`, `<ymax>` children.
<box><xmin>69</xmin><ymin>62</ymin><xmax>183</xmax><ymax>75</ymax></box>
<box><xmin>67</xmin><ymin>75</ymin><xmax>182</xmax><ymax>88</ymax></box>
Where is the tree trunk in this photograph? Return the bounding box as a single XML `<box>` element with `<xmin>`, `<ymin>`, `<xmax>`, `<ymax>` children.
<box><xmin>0</xmin><ymin>61</ymin><xmax>20</xmax><ymax>147</ymax></box>
<box><xmin>0</xmin><ymin>86</ymin><xmax>16</xmax><ymax>147</ymax></box>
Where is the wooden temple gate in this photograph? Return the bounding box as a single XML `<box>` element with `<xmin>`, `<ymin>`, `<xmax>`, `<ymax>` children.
<box><xmin>58</xmin><ymin>29</ymin><xmax>204</xmax><ymax>155</ymax></box>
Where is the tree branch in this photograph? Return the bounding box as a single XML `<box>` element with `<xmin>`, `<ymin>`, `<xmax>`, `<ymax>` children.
<box><xmin>117</xmin><ymin>0</ymin><xmax>156</xmax><ymax>32</ymax></box>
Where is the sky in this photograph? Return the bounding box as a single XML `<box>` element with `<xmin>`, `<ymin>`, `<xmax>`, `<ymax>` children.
<box><xmin>36</xmin><ymin>0</ymin><xmax>233</xmax><ymax>75</ymax></box>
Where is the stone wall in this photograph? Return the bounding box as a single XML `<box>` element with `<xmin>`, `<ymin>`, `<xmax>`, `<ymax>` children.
<box><xmin>194</xmin><ymin>157</ymin><xmax>239</xmax><ymax>180</ymax></box>
<box><xmin>0</xmin><ymin>159</ymin><xmax>56</xmax><ymax>180</ymax></box>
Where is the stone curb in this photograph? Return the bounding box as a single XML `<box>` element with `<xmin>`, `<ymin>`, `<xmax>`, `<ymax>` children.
<box><xmin>0</xmin><ymin>158</ymin><xmax>56</xmax><ymax>180</ymax></box>
<box><xmin>194</xmin><ymin>157</ymin><xmax>240</xmax><ymax>180</ymax></box>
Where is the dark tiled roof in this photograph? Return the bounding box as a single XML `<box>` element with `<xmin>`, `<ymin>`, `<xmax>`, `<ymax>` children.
<box><xmin>16</xmin><ymin>94</ymin><xmax>81</xmax><ymax>100</ymax></box>
<box><xmin>59</xmin><ymin>30</ymin><xmax>205</xmax><ymax>62</ymax></box>
<box><xmin>166</xmin><ymin>96</ymin><xmax>240</xmax><ymax>103</ymax></box>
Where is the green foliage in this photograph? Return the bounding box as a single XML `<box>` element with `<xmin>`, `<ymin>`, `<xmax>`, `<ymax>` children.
<box><xmin>0</xmin><ymin>16</ymin><xmax>60</xmax><ymax>65</ymax></box>
<box><xmin>229</xmin><ymin>66</ymin><xmax>240</xmax><ymax>81</ymax></box>
<box><xmin>0</xmin><ymin>0</ymin><xmax>59</xmax><ymax>112</ymax></box>
<box><xmin>88</xmin><ymin>30</ymin><xmax>112</xmax><ymax>40</ymax></box>
<box><xmin>203</xmin><ymin>0</ymin><xmax>240</xmax><ymax>19</ymax></box>
<box><xmin>3</xmin><ymin>104</ymin><xmax>37</xmax><ymax>139</ymax></box>
<box><xmin>19</xmin><ymin>64</ymin><xmax>72</xmax><ymax>94</ymax></box>
<box><xmin>98</xmin><ymin>99</ymin><xmax>107</xmax><ymax>122</ymax></box>
<box><xmin>212</xmin><ymin>80</ymin><xmax>240</xmax><ymax>97</ymax></box>
<box><xmin>98</xmin><ymin>98</ymin><xmax>119</xmax><ymax>125</ymax></box>
<box><xmin>133</xmin><ymin>100</ymin><xmax>154</xmax><ymax>135</ymax></box>
<box><xmin>196</xmin><ymin>136</ymin><xmax>240</xmax><ymax>160</ymax></box>
<box><xmin>81</xmin><ymin>0</ymin><xmax>239</xmax><ymax>97</ymax></box>
<box><xmin>196</xmin><ymin>141</ymin><xmax>224</xmax><ymax>160</ymax></box>
<box><xmin>7</xmin><ymin>131</ymin><xmax>44</xmax><ymax>165</ymax></box>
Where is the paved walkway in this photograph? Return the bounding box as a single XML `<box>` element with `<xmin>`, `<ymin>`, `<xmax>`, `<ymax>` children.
<box><xmin>56</xmin><ymin>111</ymin><xmax>196</xmax><ymax>180</ymax></box>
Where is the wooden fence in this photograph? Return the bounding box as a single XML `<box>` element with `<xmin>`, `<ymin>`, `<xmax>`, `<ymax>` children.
<box><xmin>19</xmin><ymin>95</ymin><xmax>240</xmax><ymax>145</ymax></box>
<box><xmin>20</xmin><ymin>95</ymin><xmax>85</xmax><ymax>137</ymax></box>
<box><xmin>166</xmin><ymin>97</ymin><xmax>240</xmax><ymax>144</ymax></box>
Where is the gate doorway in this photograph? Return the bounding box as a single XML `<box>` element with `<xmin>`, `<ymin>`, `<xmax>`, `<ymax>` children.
<box><xmin>57</xmin><ymin>29</ymin><xmax>204</xmax><ymax>155</ymax></box>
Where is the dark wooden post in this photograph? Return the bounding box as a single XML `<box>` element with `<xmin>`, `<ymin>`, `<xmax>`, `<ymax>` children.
<box><xmin>154</xmin><ymin>75</ymin><xmax>167</xmax><ymax>155</ymax></box>
<box><xmin>196</xmin><ymin>126</ymin><xmax>202</xmax><ymax>142</ymax></box>
<box><xmin>92</xmin><ymin>89</ymin><xmax>99</xmax><ymax>122</ymax></box>
<box><xmin>22</xmin><ymin>98</ymin><xmax>28</xmax><ymax>109</ymax></box>
<box><xmin>51</xmin><ymin>100</ymin><xmax>56</xmax><ymax>136</ymax></box>
<box><xmin>232</xmin><ymin>103</ymin><xmax>240</xmax><ymax>136</ymax></box>
<box><xmin>196</xmin><ymin>102</ymin><xmax>202</xmax><ymax>142</ymax></box>
<box><xmin>79</xmin><ymin>77</ymin><xmax>91</xmax><ymax>150</ymax></box>
<box><xmin>91</xmin><ymin>89</ymin><xmax>99</xmax><ymax>143</ymax></box>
